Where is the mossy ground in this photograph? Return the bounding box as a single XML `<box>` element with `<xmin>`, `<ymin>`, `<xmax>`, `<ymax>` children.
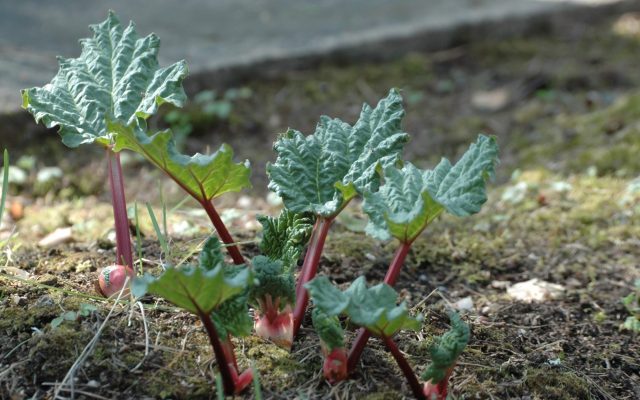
<box><xmin>2</xmin><ymin>14</ymin><xmax>640</xmax><ymax>400</ymax></box>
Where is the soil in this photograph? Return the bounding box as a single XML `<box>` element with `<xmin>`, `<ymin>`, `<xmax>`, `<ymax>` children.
<box><xmin>1</xmin><ymin>14</ymin><xmax>640</xmax><ymax>400</ymax></box>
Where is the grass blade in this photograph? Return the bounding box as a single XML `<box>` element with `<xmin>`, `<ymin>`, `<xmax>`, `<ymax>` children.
<box><xmin>0</xmin><ymin>149</ymin><xmax>8</xmax><ymax>228</ymax></box>
<box><xmin>146</xmin><ymin>202</ymin><xmax>170</xmax><ymax>258</ymax></box>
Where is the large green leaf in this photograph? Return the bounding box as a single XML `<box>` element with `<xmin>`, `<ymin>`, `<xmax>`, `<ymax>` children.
<box><xmin>132</xmin><ymin>237</ymin><xmax>252</xmax><ymax>315</ymax></box>
<box><xmin>112</xmin><ymin>124</ymin><xmax>251</xmax><ymax>202</ymax></box>
<box><xmin>306</xmin><ymin>276</ymin><xmax>422</xmax><ymax>338</ymax></box>
<box><xmin>257</xmin><ymin>209</ymin><xmax>315</xmax><ymax>271</ymax></box>
<box><xmin>21</xmin><ymin>11</ymin><xmax>187</xmax><ymax>148</ymax></box>
<box><xmin>364</xmin><ymin>135</ymin><xmax>499</xmax><ymax>242</ymax></box>
<box><xmin>421</xmin><ymin>312</ymin><xmax>470</xmax><ymax>384</ymax></box>
<box><xmin>267</xmin><ymin>89</ymin><xmax>409</xmax><ymax>217</ymax></box>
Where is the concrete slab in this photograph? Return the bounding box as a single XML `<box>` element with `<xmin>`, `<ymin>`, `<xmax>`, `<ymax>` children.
<box><xmin>0</xmin><ymin>0</ymin><xmax>635</xmax><ymax>113</ymax></box>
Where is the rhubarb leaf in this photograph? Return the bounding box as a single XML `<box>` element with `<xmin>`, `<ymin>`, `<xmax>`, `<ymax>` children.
<box><xmin>258</xmin><ymin>209</ymin><xmax>315</xmax><ymax>271</ymax></box>
<box><xmin>364</xmin><ymin>135</ymin><xmax>499</xmax><ymax>242</ymax></box>
<box><xmin>267</xmin><ymin>89</ymin><xmax>409</xmax><ymax>217</ymax></box>
<box><xmin>212</xmin><ymin>292</ymin><xmax>253</xmax><ymax>338</ymax></box>
<box><xmin>131</xmin><ymin>237</ymin><xmax>252</xmax><ymax>314</ymax></box>
<box><xmin>249</xmin><ymin>256</ymin><xmax>295</xmax><ymax>309</ymax></box>
<box><xmin>312</xmin><ymin>308</ymin><xmax>344</xmax><ymax>351</ymax></box>
<box><xmin>21</xmin><ymin>11</ymin><xmax>187</xmax><ymax>148</ymax></box>
<box><xmin>421</xmin><ymin>312</ymin><xmax>470</xmax><ymax>384</ymax></box>
<box><xmin>111</xmin><ymin>124</ymin><xmax>251</xmax><ymax>202</ymax></box>
<box><xmin>306</xmin><ymin>276</ymin><xmax>422</xmax><ymax>337</ymax></box>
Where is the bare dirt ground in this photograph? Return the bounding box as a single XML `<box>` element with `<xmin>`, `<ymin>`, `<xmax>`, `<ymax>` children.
<box><xmin>1</xmin><ymin>14</ymin><xmax>639</xmax><ymax>400</ymax></box>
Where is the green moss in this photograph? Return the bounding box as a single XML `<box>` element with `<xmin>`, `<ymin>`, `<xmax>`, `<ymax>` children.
<box><xmin>243</xmin><ymin>337</ymin><xmax>303</xmax><ymax>389</ymax></box>
<box><xmin>524</xmin><ymin>367</ymin><xmax>591</xmax><ymax>400</ymax></box>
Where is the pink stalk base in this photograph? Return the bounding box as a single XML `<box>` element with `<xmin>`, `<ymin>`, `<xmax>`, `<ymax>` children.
<box><xmin>201</xmin><ymin>199</ymin><xmax>245</xmax><ymax>265</ymax></box>
<box><xmin>293</xmin><ymin>217</ymin><xmax>333</xmax><ymax>338</ymax></box>
<box><xmin>321</xmin><ymin>345</ymin><xmax>348</xmax><ymax>385</ymax></box>
<box><xmin>97</xmin><ymin>264</ymin><xmax>135</xmax><ymax>298</ymax></box>
<box><xmin>254</xmin><ymin>296</ymin><xmax>293</xmax><ymax>349</ymax></box>
<box><xmin>197</xmin><ymin>308</ymin><xmax>252</xmax><ymax>395</ymax></box>
<box><xmin>106</xmin><ymin>149</ymin><xmax>134</xmax><ymax>270</ymax></box>
<box><xmin>422</xmin><ymin>367</ymin><xmax>454</xmax><ymax>400</ymax></box>
<box><xmin>347</xmin><ymin>241</ymin><xmax>412</xmax><ymax>374</ymax></box>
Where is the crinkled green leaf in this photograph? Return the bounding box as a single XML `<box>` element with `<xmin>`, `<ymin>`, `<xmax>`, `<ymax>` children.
<box><xmin>422</xmin><ymin>312</ymin><xmax>470</xmax><ymax>384</ymax></box>
<box><xmin>212</xmin><ymin>292</ymin><xmax>253</xmax><ymax>338</ymax></box>
<box><xmin>258</xmin><ymin>209</ymin><xmax>315</xmax><ymax>271</ymax></box>
<box><xmin>21</xmin><ymin>11</ymin><xmax>187</xmax><ymax>148</ymax></box>
<box><xmin>111</xmin><ymin>123</ymin><xmax>251</xmax><ymax>202</ymax></box>
<box><xmin>312</xmin><ymin>308</ymin><xmax>344</xmax><ymax>351</ymax></box>
<box><xmin>304</xmin><ymin>276</ymin><xmax>350</xmax><ymax>316</ymax></box>
<box><xmin>249</xmin><ymin>256</ymin><xmax>295</xmax><ymax>309</ymax></box>
<box><xmin>364</xmin><ymin>135</ymin><xmax>499</xmax><ymax>242</ymax></box>
<box><xmin>267</xmin><ymin>89</ymin><xmax>409</xmax><ymax>217</ymax></box>
<box><xmin>306</xmin><ymin>276</ymin><xmax>422</xmax><ymax>337</ymax></box>
<box><xmin>131</xmin><ymin>237</ymin><xmax>252</xmax><ymax>315</ymax></box>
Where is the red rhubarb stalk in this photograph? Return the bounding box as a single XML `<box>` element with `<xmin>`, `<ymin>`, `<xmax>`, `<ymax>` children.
<box><xmin>292</xmin><ymin>217</ymin><xmax>333</xmax><ymax>337</ymax></box>
<box><xmin>201</xmin><ymin>199</ymin><xmax>245</xmax><ymax>265</ymax></box>
<box><xmin>107</xmin><ymin>148</ymin><xmax>134</xmax><ymax>271</ymax></box>
<box><xmin>197</xmin><ymin>307</ymin><xmax>252</xmax><ymax>395</ymax></box>
<box><xmin>383</xmin><ymin>336</ymin><xmax>426</xmax><ymax>400</ymax></box>
<box><xmin>347</xmin><ymin>241</ymin><xmax>413</xmax><ymax>373</ymax></box>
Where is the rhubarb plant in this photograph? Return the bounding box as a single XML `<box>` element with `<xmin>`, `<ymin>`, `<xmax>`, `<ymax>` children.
<box><xmin>21</xmin><ymin>11</ymin><xmax>188</xmax><ymax>287</ymax></box>
<box><xmin>311</xmin><ymin>307</ymin><xmax>347</xmax><ymax>384</ymax></box>
<box><xmin>422</xmin><ymin>312</ymin><xmax>470</xmax><ymax>400</ymax></box>
<box><xmin>249</xmin><ymin>210</ymin><xmax>314</xmax><ymax>348</ymax></box>
<box><xmin>268</xmin><ymin>89</ymin><xmax>409</xmax><ymax>337</ymax></box>
<box><xmin>22</xmin><ymin>11</ymin><xmax>251</xmax><ymax>287</ymax></box>
<box><xmin>347</xmin><ymin>134</ymin><xmax>498</xmax><ymax>373</ymax></box>
<box><xmin>132</xmin><ymin>237</ymin><xmax>255</xmax><ymax>395</ymax></box>
<box><xmin>307</xmin><ymin>276</ymin><xmax>469</xmax><ymax>400</ymax></box>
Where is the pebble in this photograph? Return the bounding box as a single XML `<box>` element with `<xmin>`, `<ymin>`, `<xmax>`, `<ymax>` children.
<box><xmin>454</xmin><ymin>296</ymin><xmax>474</xmax><ymax>311</ymax></box>
<box><xmin>11</xmin><ymin>294</ymin><xmax>27</xmax><ymax>306</ymax></box>
<box><xmin>38</xmin><ymin>227</ymin><xmax>73</xmax><ymax>247</ymax></box>
<box><xmin>506</xmin><ymin>278</ymin><xmax>565</xmax><ymax>303</ymax></box>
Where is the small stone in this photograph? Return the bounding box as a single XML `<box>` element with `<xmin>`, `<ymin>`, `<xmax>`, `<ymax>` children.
<box><xmin>35</xmin><ymin>274</ymin><xmax>58</xmax><ymax>286</ymax></box>
<box><xmin>11</xmin><ymin>294</ymin><xmax>27</xmax><ymax>306</ymax></box>
<box><xmin>86</xmin><ymin>380</ymin><xmax>100</xmax><ymax>388</ymax></box>
<box><xmin>237</xmin><ymin>195</ymin><xmax>252</xmax><ymax>209</ymax></box>
<box><xmin>36</xmin><ymin>167</ymin><xmax>63</xmax><ymax>183</ymax></box>
<box><xmin>507</xmin><ymin>278</ymin><xmax>565</xmax><ymax>303</ymax></box>
<box><xmin>491</xmin><ymin>280</ymin><xmax>511</xmax><ymax>289</ymax></box>
<box><xmin>471</xmin><ymin>87</ymin><xmax>510</xmax><ymax>112</ymax></box>
<box><xmin>38</xmin><ymin>227</ymin><xmax>73</xmax><ymax>247</ymax></box>
<box><xmin>454</xmin><ymin>296</ymin><xmax>474</xmax><ymax>311</ymax></box>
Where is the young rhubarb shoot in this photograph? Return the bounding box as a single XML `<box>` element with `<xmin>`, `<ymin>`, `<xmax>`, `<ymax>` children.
<box><xmin>268</xmin><ymin>89</ymin><xmax>410</xmax><ymax>338</ymax></box>
<box><xmin>305</xmin><ymin>276</ymin><xmax>425</xmax><ymax>398</ymax></box>
<box><xmin>21</xmin><ymin>11</ymin><xmax>188</xmax><ymax>287</ymax></box>
<box><xmin>132</xmin><ymin>237</ymin><xmax>254</xmax><ymax>395</ymax></box>
<box><xmin>348</xmin><ymin>135</ymin><xmax>499</xmax><ymax>373</ymax></box>
<box><xmin>249</xmin><ymin>210</ymin><xmax>314</xmax><ymax>348</ymax></box>
<box><xmin>421</xmin><ymin>312</ymin><xmax>470</xmax><ymax>400</ymax></box>
<box><xmin>112</xmin><ymin>125</ymin><xmax>251</xmax><ymax>264</ymax></box>
<box><xmin>311</xmin><ymin>308</ymin><xmax>347</xmax><ymax>384</ymax></box>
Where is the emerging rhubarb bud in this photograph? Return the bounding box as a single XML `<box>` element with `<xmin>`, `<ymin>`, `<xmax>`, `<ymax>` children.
<box><xmin>421</xmin><ymin>312</ymin><xmax>470</xmax><ymax>400</ymax></box>
<box><xmin>254</xmin><ymin>300</ymin><xmax>294</xmax><ymax>349</ymax></box>
<box><xmin>312</xmin><ymin>308</ymin><xmax>347</xmax><ymax>384</ymax></box>
<box><xmin>97</xmin><ymin>264</ymin><xmax>134</xmax><ymax>298</ymax></box>
<box><xmin>250</xmin><ymin>256</ymin><xmax>297</xmax><ymax>349</ymax></box>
